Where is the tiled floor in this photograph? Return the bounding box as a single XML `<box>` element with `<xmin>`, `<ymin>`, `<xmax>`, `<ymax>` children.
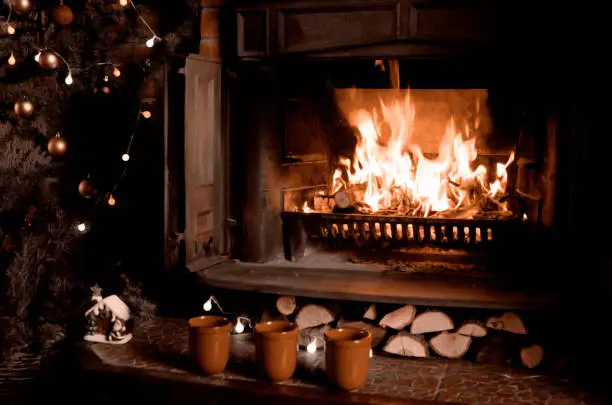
<box><xmin>86</xmin><ymin>317</ymin><xmax>602</xmax><ymax>405</ymax></box>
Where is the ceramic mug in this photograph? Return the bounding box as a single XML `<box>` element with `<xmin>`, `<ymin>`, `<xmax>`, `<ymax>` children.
<box><xmin>254</xmin><ymin>320</ymin><xmax>298</xmax><ymax>381</ymax></box>
<box><xmin>188</xmin><ymin>315</ymin><xmax>233</xmax><ymax>374</ymax></box>
<box><xmin>325</xmin><ymin>327</ymin><xmax>372</xmax><ymax>390</ymax></box>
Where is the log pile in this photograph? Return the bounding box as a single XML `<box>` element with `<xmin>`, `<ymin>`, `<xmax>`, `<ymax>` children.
<box><xmin>263</xmin><ymin>296</ymin><xmax>544</xmax><ymax>369</ymax></box>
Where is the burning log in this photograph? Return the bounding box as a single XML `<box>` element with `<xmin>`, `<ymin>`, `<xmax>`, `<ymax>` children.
<box><xmin>430</xmin><ymin>332</ymin><xmax>472</xmax><ymax>359</ymax></box>
<box><xmin>337</xmin><ymin>319</ymin><xmax>387</xmax><ymax>347</ymax></box>
<box><xmin>295</xmin><ymin>304</ymin><xmax>336</xmax><ymax>329</ymax></box>
<box><xmin>298</xmin><ymin>324</ymin><xmax>329</xmax><ymax>350</ymax></box>
<box><xmin>363</xmin><ymin>304</ymin><xmax>377</xmax><ymax>320</ymax></box>
<box><xmin>410</xmin><ymin>311</ymin><xmax>454</xmax><ymax>334</ymax></box>
<box><xmin>276</xmin><ymin>295</ymin><xmax>297</xmax><ymax>316</ymax></box>
<box><xmin>520</xmin><ymin>344</ymin><xmax>544</xmax><ymax>369</ymax></box>
<box><xmin>457</xmin><ymin>322</ymin><xmax>488</xmax><ymax>337</ymax></box>
<box><xmin>379</xmin><ymin>305</ymin><xmax>417</xmax><ymax>330</ymax></box>
<box><xmin>486</xmin><ymin>312</ymin><xmax>527</xmax><ymax>335</ymax></box>
<box><xmin>383</xmin><ymin>332</ymin><xmax>429</xmax><ymax>357</ymax></box>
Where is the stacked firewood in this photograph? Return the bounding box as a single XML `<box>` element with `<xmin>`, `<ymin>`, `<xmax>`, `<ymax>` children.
<box><xmin>269</xmin><ymin>296</ymin><xmax>544</xmax><ymax>369</ymax></box>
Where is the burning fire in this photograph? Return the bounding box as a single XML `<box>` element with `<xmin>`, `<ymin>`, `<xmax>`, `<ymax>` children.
<box><xmin>327</xmin><ymin>91</ymin><xmax>514</xmax><ymax>218</ymax></box>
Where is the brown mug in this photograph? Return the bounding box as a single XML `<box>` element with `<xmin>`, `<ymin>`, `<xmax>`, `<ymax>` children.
<box><xmin>188</xmin><ymin>316</ymin><xmax>233</xmax><ymax>374</ymax></box>
<box><xmin>254</xmin><ymin>321</ymin><xmax>298</xmax><ymax>382</ymax></box>
<box><xmin>325</xmin><ymin>327</ymin><xmax>372</xmax><ymax>391</ymax></box>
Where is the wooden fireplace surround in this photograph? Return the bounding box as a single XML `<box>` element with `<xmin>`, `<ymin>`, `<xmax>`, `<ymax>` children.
<box><xmin>174</xmin><ymin>0</ymin><xmax>562</xmax><ymax>308</ymax></box>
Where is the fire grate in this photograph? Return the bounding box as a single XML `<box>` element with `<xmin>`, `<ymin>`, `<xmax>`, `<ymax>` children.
<box><xmin>282</xmin><ymin>211</ymin><xmax>527</xmax><ymax>249</ymax></box>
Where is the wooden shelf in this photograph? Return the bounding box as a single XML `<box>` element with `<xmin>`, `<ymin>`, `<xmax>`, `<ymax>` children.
<box><xmin>196</xmin><ymin>261</ymin><xmax>554</xmax><ymax>310</ymax></box>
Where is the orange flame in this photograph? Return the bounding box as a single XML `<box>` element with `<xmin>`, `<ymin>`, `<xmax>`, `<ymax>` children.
<box><xmin>331</xmin><ymin>91</ymin><xmax>513</xmax><ymax>217</ymax></box>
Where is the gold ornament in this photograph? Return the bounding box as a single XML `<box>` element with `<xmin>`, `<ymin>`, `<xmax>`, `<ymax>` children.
<box><xmin>52</xmin><ymin>4</ymin><xmax>74</xmax><ymax>26</ymax></box>
<box><xmin>14</xmin><ymin>100</ymin><xmax>34</xmax><ymax>118</ymax></box>
<box><xmin>13</xmin><ymin>0</ymin><xmax>32</xmax><ymax>15</ymax></box>
<box><xmin>78</xmin><ymin>179</ymin><xmax>97</xmax><ymax>199</ymax></box>
<box><xmin>39</xmin><ymin>51</ymin><xmax>59</xmax><ymax>69</ymax></box>
<box><xmin>48</xmin><ymin>134</ymin><xmax>68</xmax><ymax>157</ymax></box>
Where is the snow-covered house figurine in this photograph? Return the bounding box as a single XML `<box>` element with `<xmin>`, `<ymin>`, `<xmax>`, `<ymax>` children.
<box><xmin>85</xmin><ymin>287</ymin><xmax>132</xmax><ymax>344</ymax></box>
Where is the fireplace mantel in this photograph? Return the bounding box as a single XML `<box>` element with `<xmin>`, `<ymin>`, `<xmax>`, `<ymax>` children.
<box><xmin>230</xmin><ymin>0</ymin><xmax>511</xmax><ymax>60</ymax></box>
<box><xmin>198</xmin><ymin>0</ymin><xmax>521</xmax><ymax>61</ymax></box>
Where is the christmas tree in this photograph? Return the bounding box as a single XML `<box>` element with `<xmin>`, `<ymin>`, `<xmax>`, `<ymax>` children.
<box><xmin>0</xmin><ymin>0</ymin><xmax>194</xmax><ymax>359</ymax></box>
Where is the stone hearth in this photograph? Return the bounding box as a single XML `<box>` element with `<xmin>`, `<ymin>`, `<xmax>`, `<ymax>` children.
<box><xmin>82</xmin><ymin>317</ymin><xmax>600</xmax><ymax>405</ymax></box>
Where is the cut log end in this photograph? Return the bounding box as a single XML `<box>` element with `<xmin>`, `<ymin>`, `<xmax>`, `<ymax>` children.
<box><xmin>410</xmin><ymin>311</ymin><xmax>454</xmax><ymax>334</ymax></box>
<box><xmin>276</xmin><ymin>296</ymin><xmax>297</xmax><ymax>316</ymax></box>
<box><xmin>486</xmin><ymin>312</ymin><xmax>527</xmax><ymax>335</ymax></box>
<box><xmin>430</xmin><ymin>332</ymin><xmax>471</xmax><ymax>359</ymax></box>
<box><xmin>521</xmin><ymin>345</ymin><xmax>544</xmax><ymax>369</ymax></box>
<box><xmin>457</xmin><ymin>322</ymin><xmax>488</xmax><ymax>337</ymax></box>
<box><xmin>334</xmin><ymin>191</ymin><xmax>351</xmax><ymax>209</ymax></box>
<box><xmin>383</xmin><ymin>332</ymin><xmax>428</xmax><ymax>357</ymax></box>
<box><xmin>364</xmin><ymin>304</ymin><xmax>377</xmax><ymax>320</ymax></box>
<box><xmin>295</xmin><ymin>304</ymin><xmax>335</xmax><ymax>329</ymax></box>
<box><xmin>379</xmin><ymin>305</ymin><xmax>416</xmax><ymax>330</ymax></box>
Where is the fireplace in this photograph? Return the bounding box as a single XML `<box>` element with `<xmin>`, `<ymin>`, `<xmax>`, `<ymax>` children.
<box><xmin>177</xmin><ymin>0</ymin><xmax>588</xmax><ymax>308</ymax></box>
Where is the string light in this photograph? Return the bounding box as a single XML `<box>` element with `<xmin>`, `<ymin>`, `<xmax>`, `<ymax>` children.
<box><xmin>7</xmin><ymin>25</ymin><xmax>15</xmax><ymax>35</ymax></box>
<box><xmin>306</xmin><ymin>339</ymin><xmax>317</xmax><ymax>353</ymax></box>
<box><xmin>65</xmin><ymin>72</ymin><xmax>73</xmax><ymax>85</ymax></box>
<box><xmin>234</xmin><ymin>319</ymin><xmax>244</xmax><ymax>333</ymax></box>
<box><xmin>34</xmin><ymin>51</ymin><xmax>41</xmax><ymax>63</ymax></box>
<box><xmin>77</xmin><ymin>223</ymin><xmax>87</xmax><ymax>232</ymax></box>
<box><xmin>113</xmin><ymin>67</ymin><xmax>121</xmax><ymax>77</ymax></box>
<box><xmin>8</xmin><ymin>53</ymin><xmax>16</xmax><ymax>66</ymax></box>
<box><xmin>107</xmin><ymin>194</ymin><xmax>116</xmax><ymax>206</ymax></box>
<box><xmin>234</xmin><ymin>316</ymin><xmax>252</xmax><ymax>334</ymax></box>
<box><xmin>121</xmin><ymin>153</ymin><xmax>130</xmax><ymax>162</ymax></box>
<box><xmin>141</xmin><ymin>110</ymin><xmax>151</xmax><ymax>119</ymax></box>
<box><xmin>119</xmin><ymin>0</ymin><xmax>129</xmax><ymax>6</ymax></box>
<box><xmin>145</xmin><ymin>36</ymin><xmax>158</xmax><ymax>48</ymax></box>
<box><xmin>369</xmin><ymin>348</ymin><xmax>373</xmax><ymax>358</ymax></box>
<box><xmin>202</xmin><ymin>295</ymin><xmax>229</xmax><ymax>314</ymax></box>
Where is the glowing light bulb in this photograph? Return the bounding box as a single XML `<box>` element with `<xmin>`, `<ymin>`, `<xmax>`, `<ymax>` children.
<box><xmin>65</xmin><ymin>73</ymin><xmax>73</xmax><ymax>85</ymax></box>
<box><xmin>108</xmin><ymin>194</ymin><xmax>116</xmax><ymax>206</ymax></box>
<box><xmin>369</xmin><ymin>348</ymin><xmax>373</xmax><ymax>358</ymax></box>
<box><xmin>77</xmin><ymin>223</ymin><xmax>86</xmax><ymax>232</ymax></box>
<box><xmin>7</xmin><ymin>25</ymin><xmax>15</xmax><ymax>35</ymax></box>
<box><xmin>522</xmin><ymin>213</ymin><xmax>528</xmax><ymax>221</ymax></box>
<box><xmin>119</xmin><ymin>0</ymin><xmax>129</xmax><ymax>6</ymax></box>
<box><xmin>141</xmin><ymin>110</ymin><xmax>151</xmax><ymax>119</ymax></box>
<box><xmin>8</xmin><ymin>53</ymin><xmax>16</xmax><ymax>66</ymax></box>
<box><xmin>113</xmin><ymin>67</ymin><xmax>121</xmax><ymax>77</ymax></box>
<box><xmin>306</xmin><ymin>339</ymin><xmax>317</xmax><ymax>354</ymax></box>
<box><xmin>121</xmin><ymin>153</ymin><xmax>130</xmax><ymax>162</ymax></box>
<box><xmin>103</xmin><ymin>75</ymin><xmax>109</xmax><ymax>82</ymax></box>
<box><xmin>234</xmin><ymin>319</ymin><xmax>244</xmax><ymax>334</ymax></box>
<box><xmin>203</xmin><ymin>298</ymin><xmax>212</xmax><ymax>312</ymax></box>
<box><xmin>145</xmin><ymin>36</ymin><xmax>156</xmax><ymax>48</ymax></box>
<box><xmin>34</xmin><ymin>51</ymin><xmax>41</xmax><ymax>62</ymax></box>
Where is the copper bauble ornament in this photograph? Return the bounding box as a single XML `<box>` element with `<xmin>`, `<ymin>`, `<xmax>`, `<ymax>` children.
<box><xmin>14</xmin><ymin>100</ymin><xmax>34</xmax><ymax>118</ymax></box>
<box><xmin>13</xmin><ymin>0</ymin><xmax>32</xmax><ymax>15</ymax></box>
<box><xmin>48</xmin><ymin>134</ymin><xmax>68</xmax><ymax>157</ymax></box>
<box><xmin>52</xmin><ymin>4</ymin><xmax>74</xmax><ymax>26</ymax></box>
<box><xmin>39</xmin><ymin>51</ymin><xmax>59</xmax><ymax>69</ymax></box>
<box><xmin>78</xmin><ymin>179</ymin><xmax>97</xmax><ymax>199</ymax></box>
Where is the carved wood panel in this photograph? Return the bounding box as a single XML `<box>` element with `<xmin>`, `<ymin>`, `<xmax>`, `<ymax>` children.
<box><xmin>277</xmin><ymin>2</ymin><xmax>402</xmax><ymax>53</ymax></box>
<box><xmin>234</xmin><ymin>0</ymin><xmax>501</xmax><ymax>59</ymax></box>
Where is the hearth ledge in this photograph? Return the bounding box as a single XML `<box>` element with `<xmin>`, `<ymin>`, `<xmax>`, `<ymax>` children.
<box><xmin>196</xmin><ymin>261</ymin><xmax>554</xmax><ymax>310</ymax></box>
